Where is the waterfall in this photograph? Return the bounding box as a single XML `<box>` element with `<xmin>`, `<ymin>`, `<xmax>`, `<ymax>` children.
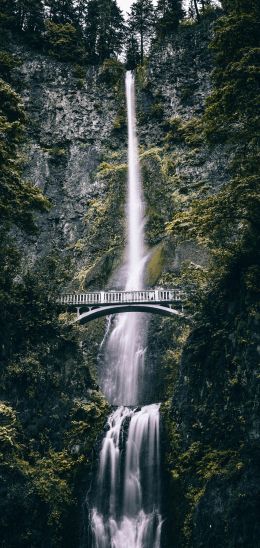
<box><xmin>102</xmin><ymin>70</ymin><xmax>148</xmax><ymax>407</ymax></box>
<box><xmin>91</xmin><ymin>405</ymin><xmax>162</xmax><ymax>548</ymax></box>
<box><xmin>90</xmin><ymin>72</ymin><xmax>162</xmax><ymax>548</ymax></box>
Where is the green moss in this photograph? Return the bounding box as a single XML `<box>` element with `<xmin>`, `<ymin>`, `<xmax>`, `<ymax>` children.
<box><xmin>72</xmin><ymin>64</ymin><xmax>86</xmax><ymax>79</ymax></box>
<box><xmin>98</xmin><ymin>59</ymin><xmax>124</xmax><ymax>86</ymax></box>
<box><xmin>136</xmin><ymin>59</ymin><xmax>151</xmax><ymax>90</ymax></box>
<box><xmin>163</xmin><ymin>116</ymin><xmax>205</xmax><ymax>146</ymax></box>
<box><xmin>162</xmin><ymin>397</ymin><xmax>247</xmax><ymax>544</ymax></box>
<box><xmin>45</xmin><ymin>147</ymin><xmax>67</xmax><ymax>158</ymax></box>
<box><xmin>0</xmin><ymin>79</ymin><xmax>49</xmax><ymax>230</ymax></box>
<box><xmin>72</xmin><ymin>159</ymin><xmax>127</xmax><ymax>289</ymax></box>
<box><xmin>113</xmin><ymin>111</ymin><xmax>126</xmax><ymax>130</ymax></box>
<box><xmin>159</xmin><ymin>324</ymin><xmax>190</xmax><ymax>400</ymax></box>
<box><xmin>0</xmin><ymin>402</ymin><xmax>19</xmax><ymax>450</ymax></box>
<box><xmin>150</xmin><ymin>102</ymin><xmax>164</xmax><ymax>120</ymax></box>
<box><xmin>146</xmin><ymin>244</ymin><xmax>165</xmax><ymax>285</ymax></box>
<box><xmin>0</xmin><ymin>50</ymin><xmax>20</xmax><ymax>77</ymax></box>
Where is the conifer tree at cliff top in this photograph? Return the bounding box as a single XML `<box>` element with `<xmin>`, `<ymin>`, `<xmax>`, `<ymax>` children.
<box><xmin>85</xmin><ymin>0</ymin><xmax>125</xmax><ymax>63</ymax></box>
<box><xmin>156</xmin><ymin>0</ymin><xmax>185</xmax><ymax>38</ymax></box>
<box><xmin>127</xmin><ymin>0</ymin><xmax>155</xmax><ymax>64</ymax></box>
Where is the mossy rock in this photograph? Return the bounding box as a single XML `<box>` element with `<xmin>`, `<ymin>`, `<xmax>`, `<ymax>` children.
<box><xmin>146</xmin><ymin>243</ymin><xmax>165</xmax><ymax>285</ymax></box>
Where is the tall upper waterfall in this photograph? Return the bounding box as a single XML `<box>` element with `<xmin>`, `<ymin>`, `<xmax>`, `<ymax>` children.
<box><xmin>125</xmin><ymin>70</ymin><xmax>146</xmax><ymax>292</ymax></box>
<box><xmin>89</xmin><ymin>72</ymin><xmax>162</xmax><ymax>548</ymax></box>
<box><xmin>102</xmin><ymin>71</ymin><xmax>148</xmax><ymax>407</ymax></box>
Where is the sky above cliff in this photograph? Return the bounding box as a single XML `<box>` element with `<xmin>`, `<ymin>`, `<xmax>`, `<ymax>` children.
<box><xmin>117</xmin><ymin>1</ymin><xmax>192</xmax><ymax>16</ymax></box>
<box><xmin>117</xmin><ymin>0</ymin><xmax>134</xmax><ymax>14</ymax></box>
<box><xmin>117</xmin><ymin>0</ymin><xmax>155</xmax><ymax>15</ymax></box>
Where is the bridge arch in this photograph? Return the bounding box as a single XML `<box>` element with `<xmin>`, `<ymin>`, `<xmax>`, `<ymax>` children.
<box><xmin>74</xmin><ymin>304</ymin><xmax>185</xmax><ymax>325</ymax></box>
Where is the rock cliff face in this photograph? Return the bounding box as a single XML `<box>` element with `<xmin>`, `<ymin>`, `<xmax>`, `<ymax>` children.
<box><xmin>7</xmin><ymin>15</ymin><xmax>259</xmax><ymax>547</ymax></box>
<box><xmin>10</xmin><ymin>45</ymin><xmax>122</xmax><ymax>271</ymax></box>
<box><xmin>10</xmin><ymin>21</ymin><xmax>222</xmax><ymax>402</ymax></box>
<box><xmin>11</xmin><ymin>18</ymin><xmax>226</xmax><ymax>287</ymax></box>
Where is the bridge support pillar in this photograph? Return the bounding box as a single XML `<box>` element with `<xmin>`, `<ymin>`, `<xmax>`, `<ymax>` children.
<box><xmin>76</xmin><ymin>307</ymin><xmax>81</xmax><ymax>319</ymax></box>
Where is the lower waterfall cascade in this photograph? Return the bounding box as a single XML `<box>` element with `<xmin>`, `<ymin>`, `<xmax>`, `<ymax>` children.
<box><xmin>89</xmin><ymin>71</ymin><xmax>163</xmax><ymax>547</ymax></box>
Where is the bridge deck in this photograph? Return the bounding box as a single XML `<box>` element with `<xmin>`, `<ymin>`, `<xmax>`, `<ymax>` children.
<box><xmin>58</xmin><ymin>289</ymin><xmax>185</xmax><ymax>307</ymax></box>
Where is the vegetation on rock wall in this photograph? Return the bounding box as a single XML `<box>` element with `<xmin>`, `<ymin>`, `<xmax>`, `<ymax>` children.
<box><xmin>161</xmin><ymin>1</ymin><xmax>260</xmax><ymax>545</ymax></box>
<box><xmin>0</xmin><ymin>33</ymin><xmax>109</xmax><ymax>548</ymax></box>
<box><xmin>0</xmin><ymin>0</ymin><xmax>215</xmax><ymax>67</ymax></box>
<box><xmin>0</xmin><ymin>0</ymin><xmax>259</xmax><ymax>546</ymax></box>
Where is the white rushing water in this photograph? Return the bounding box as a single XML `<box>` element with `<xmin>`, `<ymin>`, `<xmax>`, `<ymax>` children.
<box><xmin>102</xmin><ymin>70</ymin><xmax>148</xmax><ymax>407</ymax></box>
<box><xmin>90</xmin><ymin>72</ymin><xmax>162</xmax><ymax>548</ymax></box>
<box><xmin>91</xmin><ymin>405</ymin><xmax>162</xmax><ymax>548</ymax></box>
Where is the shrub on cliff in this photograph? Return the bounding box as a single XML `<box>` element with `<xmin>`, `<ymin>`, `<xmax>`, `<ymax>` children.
<box><xmin>45</xmin><ymin>20</ymin><xmax>86</xmax><ymax>63</ymax></box>
<box><xmin>0</xmin><ymin>79</ymin><xmax>49</xmax><ymax>230</ymax></box>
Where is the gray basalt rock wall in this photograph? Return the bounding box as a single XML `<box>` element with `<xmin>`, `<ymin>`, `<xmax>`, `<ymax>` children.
<box><xmin>11</xmin><ymin>18</ymin><xmax>225</xmax><ymax>289</ymax></box>
<box><xmin>11</xmin><ymin>45</ymin><xmax>124</xmax><ymax>274</ymax></box>
<box><xmin>10</xmin><ymin>19</ymin><xmax>230</xmax><ymax>403</ymax></box>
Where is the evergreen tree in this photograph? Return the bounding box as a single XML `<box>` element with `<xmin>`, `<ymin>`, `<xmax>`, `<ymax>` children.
<box><xmin>189</xmin><ymin>0</ymin><xmax>215</xmax><ymax>20</ymax></box>
<box><xmin>128</xmin><ymin>0</ymin><xmax>154</xmax><ymax>64</ymax></box>
<box><xmin>221</xmin><ymin>0</ymin><xmax>260</xmax><ymax>16</ymax></box>
<box><xmin>74</xmin><ymin>0</ymin><xmax>88</xmax><ymax>27</ymax></box>
<box><xmin>125</xmin><ymin>34</ymin><xmax>141</xmax><ymax>70</ymax></box>
<box><xmin>45</xmin><ymin>0</ymin><xmax>78</xmax><ymax>24</ymax></box>
<box><xmin>22</xmin><ymin>0</ymin><xmax>45</xmax><ymax>35</ymax></box>
<box><xmin>84</xmin><ymin>0</ymin><xmax>99</xmax><ymax>63</ymax></box>
<box><xmin>192</xmin><ymin>0</ymin><xmax>200</xmax><ymax>20</ymax></box>
<box><xmin>0</xmin><ymin>0</ymin><xmax>16</xmax><ymax>27</ymax></box>
<box><xmin>96</xmin><ymin>0</ymin><xmax>125</xmax><ymax>61</ymax></box>
<box><xmin>85</xmin><ymin>0</ymin><xmax>125</xmax><ymax>63</ymax></box>
<box><xmin>0</xmin><ymin>0</ymin><xmax>45</xmax><ymax>33</ymax></box>
<box><xmin>156</xmin><ymin>0</ymin><xmax>184</xmax><ymax>38</ymax></box>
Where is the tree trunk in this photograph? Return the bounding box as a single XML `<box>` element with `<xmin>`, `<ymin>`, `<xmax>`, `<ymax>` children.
<box><xmin>193</xmin><ymin>0</ymin><xmax>200</xmax><ymax>20</ymax></box>
<box><xmin>140</xmin><ymin>30</ymin><xmax>144</xmax><ymax>64</ymax></box>
<box><xmin>140</xmin><ymin>15</ymin><xmax>144</xmax><ymax>64</ymax></box>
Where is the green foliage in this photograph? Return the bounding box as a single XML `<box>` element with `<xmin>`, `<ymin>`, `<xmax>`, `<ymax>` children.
<box><xmin>161</xmin><ymin>398</ymin><xmax>250</xmax><ymax>544</ymax></box>
<box><xmin>146</xmin><ymin>244</ymin><xmax>165</xmax><ymax>285</ymax></box>
<box><xmin>167</xmin><ymin>1</ymin><xmax>260</xmax><ymax>293</ymax></box>
<box><xmin>75</xmin><ymin>159</ymin><xmax>127</xmax><ymax>288</ymax></box>
<box><xmin>140</xmin><ymin>147</ymin><xmax>174</xmax><ymax>244</ymax></box>
<box><xmin>0</xmin><ymin>0</ymin><xmax>125</xmax><ymax>67</ymax></box>
<box><xmin>127</xmin><ymin>0</ymin><xmax>155</xmax><ymax>63</ymax></box>
<box><xmin>162</xmin><ymin>5</ymin><xmax>260</xmax><ymax>544</ymax></box>
<box><xmin>150</xmin><ymin>101</ymin><xmax>164</xmax><ymax>120</ymax></box>
<box><xmin>45</xmin><ymin>20</ymin><xmax>85</xmax><ymax>62</ymax></box>
<box><xmin>0</xmin><ymin>50</ymin><xmax>20</xmax><ymax>78</ymax></box>
<box><xmin>113</xmin><ymin>111</ymin><xmax>126</xmax><ymax>131</ymax></box>
<box><xmin>85</xmin><ymin>0</ymin><xmax>125</xmax><ymax>63</ymax></box>
<box><xmin>72</xmin><ymin>63</ymin><xmax>86</xmax><ymax>79</ymax></box>
<box><xmin>221</xmin><ymin>0</ymin><xmax>260</xmax><ymax>16</ymax></box>
<box><xmin>156</xmin><ymin>0</ymin><xmax>185</xmax><ymax>39</ymax></box>
<box><xmin>0</xmin><ymin>0</ymin><xmax>45</xmax><ymax>36</ymax></box>
<box><xmin>98</xmin><ymin>58</ymin><xmax>124</xmax><ymax>86</ymax></box>
<box><xmin>125</xmin><ymin>34</ymin><xmax>141</xmax><ymax>70</ymax></box>
<box><xmin>0</xmin><ymin>79</ymin><xmax>49</xmax><ymax>231</ymax></box>
<box><xmin>0</xmin><ymin>402</ymin><xmax>19</xmax><ymax>452</ymax></box>
<box><xmin>164</xmin><ymin>116</ymin><xmax>205</xmax><ymax>145</ymax></box>
<box><xmin>0</xmin><ymin>49</ymin><xmax>108</xmax><ymax>543</ymax></box>
<box><xmin>204</xmin><ymin>16</ymin><xmax>259</xmax><ymax>143</ymax></box>
<box><xmin>0</xmin><ymin>249</ymin><xmax>109</xmax><ymax>546</ymax></box>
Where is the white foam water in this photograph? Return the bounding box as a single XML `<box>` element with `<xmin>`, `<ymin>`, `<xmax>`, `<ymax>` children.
<box><xmin>90</xmin><ymin>72</ymin><xmax>162</xmax><ymax>548</ymax></box>
<box><xmin>91</xmin><ymin>405</ymin><xmax>162</xmax><ymax>548</ymax></box>
<box><xmin>101</xmin><ymin>71</ymin><xmax>147</xmax><ymax>407</ymax></box>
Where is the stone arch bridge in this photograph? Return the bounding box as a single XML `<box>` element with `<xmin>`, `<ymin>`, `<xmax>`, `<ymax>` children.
<box><xmin>58</xmin><ymin>289</ymin><xmax>187</xmax><ymax>324</ymax></box>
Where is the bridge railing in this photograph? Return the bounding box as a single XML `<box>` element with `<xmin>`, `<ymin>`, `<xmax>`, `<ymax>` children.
<box><xmin>58</xmin><ymin>289</ymin><xmax>186</xmax><ymax>307</ymax></box>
